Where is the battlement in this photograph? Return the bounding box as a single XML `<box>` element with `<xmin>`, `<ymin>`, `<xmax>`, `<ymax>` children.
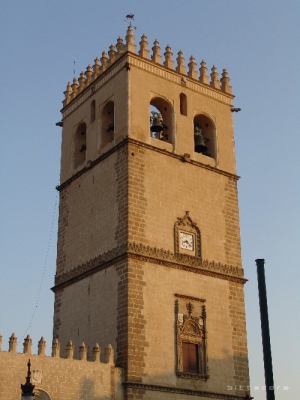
<box><xmin>0</xmin><ymin>332</ymin><xmax>114</xmax><ymax>362</ymax></box>
<box><xmin>63</xmin><ymin>26</ymin><xmax>232</xmax><ymax>107</ymax></box>
<box><xmin>0</xmin><ymin>333</ymin><xmax>123</xmax><ymax>400</ymax></box>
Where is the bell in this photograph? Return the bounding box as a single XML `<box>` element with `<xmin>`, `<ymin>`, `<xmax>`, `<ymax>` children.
<box><xmin>150</xmin><ymin>116</ymin><xmax>163</xmax><ymax>132</ymax></box>
<box><xmin>194</xmin><ymin>127</ymin><xmax>208</xmax><ymax>153</ymax></box>
<box><xmin>150</xmin><ymin>112</ymin><xmax>163</xmax><ymax>132</ymax></box>
<box><xmin>107</xmin><ymin>122</ymin><xmax>114</xmax><ymax>132</ymax></box>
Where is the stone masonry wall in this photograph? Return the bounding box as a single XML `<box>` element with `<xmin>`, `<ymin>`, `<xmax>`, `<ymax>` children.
<box><xmin>228</xmin><ymin>281</ymin><xmax>250</xmax><ymax>393</ymax></box>
<box><xmin>0</xmin><ymin>339</ymin><xmax>123</xmax><ymax>400</ymax></box>
<box><xmin>223</xmin><ymin>178</ymin><xmax>242</xmax><ymax>266</ymax></box>
<box><xmin>53</xmin><ymin>266</ymin><xmax>119</xmax><ymax>361</ymax></box>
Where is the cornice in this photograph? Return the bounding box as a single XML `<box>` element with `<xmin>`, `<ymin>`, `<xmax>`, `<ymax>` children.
<box><xmin>56</xmin><ymin>138</ymin><xmax>127</xmax><ymax>191</ymax></box>
<box><xmin>128</xmin><ymin>53</ymin><xmax>234</xmax><ymax>106</ymax></box>
<box><xmin>124</xmin><ymin>381</ymin><xmax>249</xmax><ymax>399</ymax></box>
<box><xmin>61</xmin><ymin>51</ymin><xmax>234</xmax><ymax>118</ymax></box>
<box><xmin>174</xmin><ymin>293</ymin><xmax>206</xmax><ymax>303</ymax></box>
<box><xmin>56</xmin><ymin>137</ymin><xmax>239</xmax><ymax>192</ymax></box>
<box><xmin>61</xmin><ymin>53</ymin><xmax>128</xmax><ymax>118</ymax></box>
<box><xmin>52</xmin><ymin>242</ymin><xmax>246</xmax><ymax>292</ymax></box>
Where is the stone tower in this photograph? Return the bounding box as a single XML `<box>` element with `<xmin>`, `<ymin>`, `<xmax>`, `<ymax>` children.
<box><xmin>53</xmin><ymin>27</ymin><xmax>250</xmax><ymax>399</ymax></box>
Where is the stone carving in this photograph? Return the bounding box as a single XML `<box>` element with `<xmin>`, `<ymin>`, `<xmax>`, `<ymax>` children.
<box><xmin>9</xmin><ymin>333</ymin><xmax>17</xmax><ymax>352</ymax></box>
<box><xmin>54</xmin><ymin>243</ymin><xmax>127</xmax><ymax>286</ymax></box>
<box><xmin>32</xmin><ymin>369</ymin><xmax>42</xmax><ymax>384</ymax></box>
<box><xmin>37</xmin><ymin>336</ymin><xmax>46</xmax><ymax>356</ymax></box>
<box><xmin>23</xmin><ymin>334</ymin><xmax>32</xmax><ymax>354</ymax></box>
<box><xmin>53</xmin><ymin>241</ymin><xmax>245</xmax><ymax>290</ymax></box>
<box><xmin>63</xmin><ymin>27</ymin><xmax>232</xmax><ymax>109</ymax></box>
<box><xmin>174</xmin><ymin>211</ymin><xmax>201</xmax><ymax>257</ymax></box>
<box><xmin>175</xmin><ymin>301</ymin><xmax>209</xmax><ymax>380</ymax></box>
<box><xmin>178</xmin><ymin>314</ymin><xmax>183</xmax><ymax>324</ymax></box>
<box><xmin>129</xmin><ymin>242</ymin><xmax>244</xmax><ymax>279</ymax></box>
<box><xmin>0</xmin><ymin>334</ymin><xmax>113</xmax><ymax>365</ymax></box>
<box><xmin>174</xmin><ymin>293</ymin><xmax>205</xmax><ymax>303</ymax></box>
<box><xmin>57</xmin><ymin>136</ymin><xmax>238</xmax><ymax>192</ymax></box>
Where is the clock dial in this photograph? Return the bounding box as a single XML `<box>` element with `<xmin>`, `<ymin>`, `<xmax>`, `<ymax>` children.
<box><xmin>180</xmin><ymin>232</ymin><xmax>194</xmax><ymax>251</ymax></box>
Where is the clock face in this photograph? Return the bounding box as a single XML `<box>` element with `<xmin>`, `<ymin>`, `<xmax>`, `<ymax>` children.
<box><xmin>179</xmin><ymin>232</ymin><xmax>194</xmax><ymax>251</ymax></box>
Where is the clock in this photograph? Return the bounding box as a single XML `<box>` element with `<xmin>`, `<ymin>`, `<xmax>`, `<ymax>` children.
<box><xmin>179</xmin><ymin>232</ymin><xmax>194</xmax><ymax>251</ymax></box>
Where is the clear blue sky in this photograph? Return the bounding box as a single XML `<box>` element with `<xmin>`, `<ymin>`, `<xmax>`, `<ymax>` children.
<box><xmin>0</xmin><ymin>2</ymin><xmax>299</xmax><ymax>399</ymax></box>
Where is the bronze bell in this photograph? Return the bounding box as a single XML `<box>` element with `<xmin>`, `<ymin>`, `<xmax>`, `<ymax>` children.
<box><xmin>194</xmin><ymin>127</ymin><xmax>208</xmax><ymax>153</ymax></box>
<box><xmin>107</xmin><ymin>122</ymin><xmax>114</xmax><ymax>132</ymax></box>
<box><xmin>150</xmin><ymin>111</ymin><xmax>163</xmax><ymax>132</ymax></box>
<box><xmin>80</xmin><ymin>144</ymin><xmax>86</xmax><ymax>152</ymax></box>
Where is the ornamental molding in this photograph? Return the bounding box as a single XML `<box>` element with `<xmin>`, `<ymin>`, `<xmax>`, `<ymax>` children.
<box><xmin>124</xmin><ymin>381</ymin><xmax>250</xmax><ymax>399</ymax></box>
<box><xmin>52</xmin><ymin>242</ymin><xmax>246</xmax><ymax>291</ymax></box>
<box><xmin>128</xmin><ymin>241</ymin><xmax>244</xmax><ymax>279</ymax></box>
<box><xmin>53</xmin><ymin>243</ymin><xmax>128</xmax><ymax>289</ymax></box>
<box><xmin>175</xmin><ymin>300</ymin><xmax>209</xmax><ymax>380</ymax></box>
<box><xmin>56</xmin><ymin>137</ymin><xmax>239</xmax><ymax>192</ymax></box>
<box><xmin>128</xmin><ymin>54</ymin><xmax>234</xmax><ymax>106</ymax></box>
<box><xmin>175</xmin><ymin>211</ymin><xmax>201</xmax><ymax>257</ymax></box>
<box><xmin>61</xmin><ymin>55</ymin><xmax>128</xmax><ymax>118</ymax></box>
<box><xmin>174</xmin><ymin>294</ymin><xmax>206</xmax><ymax>303</ymax></box>
<box><xmin>62</xmin><ymin>51</ymin><xmax>233</xmax><ymax>119</ymax></box>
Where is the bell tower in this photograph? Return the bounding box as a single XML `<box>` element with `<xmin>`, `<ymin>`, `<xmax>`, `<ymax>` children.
<box><xmin>53</xmin><ymin>26</ymin><xmax>250</xmax><ymax>399</ymax></box>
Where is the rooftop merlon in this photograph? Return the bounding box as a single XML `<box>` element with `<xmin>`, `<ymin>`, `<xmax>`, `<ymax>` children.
<box><xmin>63</xmin><ymin>27</ymin><xmax>233</xmax><ymax>107</ymax></box>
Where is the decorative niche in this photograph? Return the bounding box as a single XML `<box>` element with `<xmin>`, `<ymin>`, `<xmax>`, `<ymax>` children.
<box><xmin>174</xmin><ymin>211</ymin><xmax>201</xmax><ymax>258</ymax></box>
<box><xmin>175</xmin><ymin>298</ymin><xmax>209</xmax><ymax>380</ymax></box>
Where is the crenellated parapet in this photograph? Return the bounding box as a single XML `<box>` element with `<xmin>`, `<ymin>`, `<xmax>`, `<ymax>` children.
<box><xmin>0</xmin><ymin>333</ymin><xmax>122</xmax><ymax>400</ymax></box>
<box><xmin>1</xmin><ymin>333</ymin><xmax>115</xmax><ymax>364</ymax></box>
<box><xmin>62</xmin><ymin>27</ymin><xmax>232</xmax><ymax>107</ymax></box>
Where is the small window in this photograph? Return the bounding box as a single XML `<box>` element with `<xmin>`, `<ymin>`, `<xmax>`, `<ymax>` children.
<box><xmin>180</xmin><ymin>93</ymin><xmax>187</xmax><ymax>116</ymax></box>
<box><xmin>90</xmin><ymin>100</ymin><xmax>96</xmax><ymax>123</ymax></box>
<box><xmin>74</xmin><ymin>122</ymin><xmax>87</xmax><ymax>168</ymax></box>
<box><xmin>101</xmin><ymin>101</ymin><xmax>114</xmax><ymax>148</ymax></box>
<box><xmin>194</xmin><ymin>114</ymin><xmax>215</xmax><ymax>159</ymax></box>
<box><xmin>150</xmin><ymin>97</ymin><xmax>174</xmax><ymax>143</ymax></box>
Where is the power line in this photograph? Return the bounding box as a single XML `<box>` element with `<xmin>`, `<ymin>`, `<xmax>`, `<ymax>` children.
<box><xmin>22</xmin><ymin>189</ymin><xmax>58</xmax><ymax>339</ymax></box>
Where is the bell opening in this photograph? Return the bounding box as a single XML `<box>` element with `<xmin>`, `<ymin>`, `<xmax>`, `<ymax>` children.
<box><xmin>193</xmin><ymin>114</ymin><xmax>215</xmax><ymax>159</ymax></box>
<box><xmin>194</xmin><ymin>124</ymin><xmax>209</xmax><ymax>155</ymax></box>
<box><xmin>150</xmin><ymin>100</ymin><xmax>172</xmax><ymax>142</ymax></box>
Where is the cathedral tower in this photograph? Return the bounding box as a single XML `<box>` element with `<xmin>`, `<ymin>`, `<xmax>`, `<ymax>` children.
<box><xmin>53</xmin><ymin>27</ymin><xmax>250</xmax><ymax>399</ymax></box>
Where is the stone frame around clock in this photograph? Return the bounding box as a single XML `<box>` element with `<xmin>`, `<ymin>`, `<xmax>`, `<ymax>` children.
<box><xmin>174</xmin><ymin>211</ymin><xmax>201</xmax><ymax>258</ymax></box>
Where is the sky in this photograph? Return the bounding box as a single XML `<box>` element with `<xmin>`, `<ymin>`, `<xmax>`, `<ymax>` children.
<box><xmin>0</xmin><ymin>1</ymin><xmax>299</xmax><ymax>399</ymax></box>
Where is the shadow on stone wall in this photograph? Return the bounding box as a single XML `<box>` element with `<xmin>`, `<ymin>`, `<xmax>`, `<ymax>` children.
<box><xmin>79</xmin><ymin>378</ymin><xmax>110</xmax><ymax>400</ymax></box>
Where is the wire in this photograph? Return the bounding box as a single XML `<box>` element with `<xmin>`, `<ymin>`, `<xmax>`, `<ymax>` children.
<box><xmin>22</xmin><ymin>188</ymin><xmax>58</xmax><ymax>339</ymax></box>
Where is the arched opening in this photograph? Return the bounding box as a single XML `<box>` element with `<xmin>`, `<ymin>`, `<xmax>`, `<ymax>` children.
<box><xmin>180</xmin><ymin>93</ymin><xmax>187</xmax><ymax>116</ymax></box>
<box><xmin>74</xmin><ymin>122</ymin><xmax>87</xmax><ymax>168</ymax></box>
<box><xmin>101</xmin><ymin>101</ymin><xmax>114</xmax><ymax>148</ymax></box>
<box><xmin>150</xmin><ymin>97</ymin><xmax>173</xmax><ymax>143</ymax></box>
<box><xmin>90</xmin><ymin>100</ymin><xmax>96</xmax><ymax>123</ymax></box>
<box><xmin>193</xmin><ymin>114</ymin><xmax>215</xmax><ymax>159</ymax></box>
<box><xmin>34</xmin><ymin>388</ymin><xmax>52</xmax><ymax>400</ymax></box>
